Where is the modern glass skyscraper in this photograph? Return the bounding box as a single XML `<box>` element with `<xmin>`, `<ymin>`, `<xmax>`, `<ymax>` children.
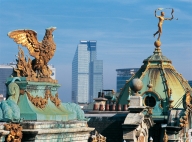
<box><xmin>116</xmin><ymin>68</ymin><xmax>139</xmax><ymax>93</ymax></box>
<box><xmin>72</xmin><ymin>40</ymin><xmax>103</xmax><ymax>103</ymax></box>
<box><xmin>0</xmin><ymin>64</ymin><xmax>14</xmax><ymax>97</ymax></box>
<box><xmin>188</xmin><ymin>80</ymin><xmax>192</xmax><ymax>87</ymax></box>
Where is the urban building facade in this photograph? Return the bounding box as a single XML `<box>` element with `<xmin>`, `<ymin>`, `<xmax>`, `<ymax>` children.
<box><xmin>72</xmin><ymin>40</ymin><xmax>103</xmax><ymax>103</ymax></box>
<box><xmin>48</xmin><ymin>64</ymin><xmax>56</xmax><ymax>80</ymax></box>
<box><xmin>0</xmin><ymin>63</ymin><xmax>14</xmax><ymax>97</ymax></box>
<box><xmin>188</xmin><ymin>80</ymin><xmax>192</xmax><ymax>87</ymax></box>
<box><xmin>116</xmin><ymin>68</ymin><xmax>139</xmax><ymax>93</ymax></box>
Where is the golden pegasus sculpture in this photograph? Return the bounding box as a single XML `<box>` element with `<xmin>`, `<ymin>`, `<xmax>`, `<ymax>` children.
<box><xmin>8</xmin><ymin>27</ymin><xmax>56</xmax><ymax>79</ymax></box>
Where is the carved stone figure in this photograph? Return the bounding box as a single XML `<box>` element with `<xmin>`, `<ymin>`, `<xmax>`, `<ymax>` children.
<box><xmin>0</xmin><ymin>77</ymin><xmax>21</xmax><ymax>122</ymax></box>
<box><xmin>8</xmin><ymin>27</ymin><xmax>56</xmax><ymax>78</ymax></box>
<box><xmin>4</xmin><ymin>123</ymin><xmax>23</xmax><ymax>142</ymax></box>
<box><xmin>153</xmin><ymin>8</ymin><xmax>174</xmax><ymax>41</ymax></box>
<box><xmin>163</xmin><ymin>130</ymin><xmax>168</xmax><ymax>142</ymax></box>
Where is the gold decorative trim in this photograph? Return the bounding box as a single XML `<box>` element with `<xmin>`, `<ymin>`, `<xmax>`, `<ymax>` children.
<box><xmin>185</xmin><ymin>91</ymin><xmax>191</xmax><ymax>107</ymax></box>
<box><xmin>163</xmin><ymin>130</ymin><xmax>168</xmax><ymax>142</ymax></box>
<box><xmin>25</xmin><ymin>90</ymin><xmax>61</xmax><ymax>108</ymax></box>
<box><xmin>179</xmin><ymin>109</ymin><xmax>189</xmax><ymax>128</ymax></box>
<box><xmin>89</xmin><ymin>130</ymin><xmax>106</xmax><ymax>142</ymax></box>
<box><xmin>147</xmin><ymin>108</ymin><xmax>153</xmax><ymax>115</ymax></box>
<box><xmin>159</xmin><ymin>103</ymin><xmax>163</xmax><ymax>109</ymax></box>
<box><xmin>141</xmin><ymin>90</ymin><xmax>162</xmax><ymax>100</ymax></box>
<box><xmin>4</xmin><ymin>123</ymin><xmax>23</xmax><ymax>142</ymax></box>
<box><xmin>49</xmin><ymin>93</ymin><xmax>61</xmax><ymax>107</ymax></box>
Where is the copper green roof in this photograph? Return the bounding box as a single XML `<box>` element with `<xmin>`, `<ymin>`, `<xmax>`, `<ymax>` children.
<box><xmin>118</xmin><ymin>46</ymin><xmax>191</xmax><ymax>116</ymax></box>
<box><xmin>143</xmin><ymin>47</ymin><xmax>171</xmax><ymax>63</ymax></box>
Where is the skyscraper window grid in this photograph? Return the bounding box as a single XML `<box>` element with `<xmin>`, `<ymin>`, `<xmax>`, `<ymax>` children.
<box><xmin>116</xmin><ymin>68</ymin><xmax>139</xmax><ymax>93</ymax></box>
<box><xmin>72</xmin><ymin>40</ymin><xmax>103</xmax><ymax>104</ymax></box>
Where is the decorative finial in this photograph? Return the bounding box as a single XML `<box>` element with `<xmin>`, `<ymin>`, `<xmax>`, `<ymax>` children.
<box><xmin>127</xmin><ymin>95</ymin><xmax>130</xmax><ymax>107</ymax></box>
<box><xmin>128</xmin><ymin>87</ymin><xmax>131</xmax><ymax>95</ymax></box>
<box><xmin>147</xmin><ymin>80</ymin><xmax>153</xmax><ymax>91</ymax></box>
<box><xmin>130</xmin><ymin>78</ymin><xmax>143</xmax><ymax>96</ymax></box>
<box><xmin>163</xmin><ymin>129</ymin><xmax>168</xmax><ymax>142</ymax></box>
<box><xmin>147</xmin><ymin>107</ymin><xmax>153</xmax><ymax>115</ymax></box>
<box><xmin>168</xmin><ymin>88</ymin><xmax>174</xmax><ymax>109</ymax></box>
<box><xmin>154</xmin><ymin>40</ymin><xmax>162</xmax><ymax>47</ymax></box>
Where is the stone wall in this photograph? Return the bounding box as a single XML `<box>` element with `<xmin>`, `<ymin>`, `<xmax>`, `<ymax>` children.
<box><xmin>21</xmin><ymin>121</ymin><xmax>94</xmax><ymax>142</ymax></box>
<box><xmin>86</xmin><ymin>113</ymin><xmax>127</xmax><ymax>142</ymax></box>
<box><xmin>86</xmin><ymin>113</ymin><xmax>166</xmax><ymax>142</ymax></box>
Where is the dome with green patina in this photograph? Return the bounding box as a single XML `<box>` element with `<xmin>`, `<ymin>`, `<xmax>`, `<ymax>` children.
<box><xmin>118</xmin><ymin>45</ymin><xmax>191</xmax><ymax>116</ymax></box>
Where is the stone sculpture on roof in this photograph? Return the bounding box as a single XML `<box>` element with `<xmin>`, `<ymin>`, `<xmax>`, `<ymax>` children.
<box><xmin>88</xmin><ymin>8</ymin><xmax>192</xmax><ymax>142</ymax></box>
<box><xmin>7</xmin><ymin>27</ymin><xmax>87</xmax><ymax>121</ymax></box>
<box><xmin>153</xmin><ymin>8</ymin><xmax>174</xmax><ymax>41</ymax></box>
<box><xmin>8</xmin><ymin>27</ymin><xmax>56</xmax><ymax>81</ymax></box>
<box><xmin>0</xmin><ymin>27</ymin><xmax>95</xmax><ymax>142</ymax></box>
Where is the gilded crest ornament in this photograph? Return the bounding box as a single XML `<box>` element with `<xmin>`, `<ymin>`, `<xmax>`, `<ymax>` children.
<box><xmin>8</xmin><ymin>27</ymin><xmax>56</xmax><ymax>80</ymax></box>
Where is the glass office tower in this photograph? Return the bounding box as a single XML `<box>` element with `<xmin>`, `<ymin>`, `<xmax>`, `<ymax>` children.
<box><xmin>72</xmin><ymin>40</ymin><xmax>103</xmax><ymax>103</ymax></box>
<box><xmin>0</xmin><ymin>64</ymin><xmax>14</xmax><ymax>97</ymax></box>
<box><xmin>116</xmin><ymin>68</ymin><xmax>139</xmax><ymax>93</ymax></box>
<box><xmin>188</xmin><ymin>80</ymin><xmax>192</xmax><ymax>87</ymax></box>
<box><xmin>48</xmin><ymin>64</ymin><xmax>56</xmax><ymax>80</ymax></box>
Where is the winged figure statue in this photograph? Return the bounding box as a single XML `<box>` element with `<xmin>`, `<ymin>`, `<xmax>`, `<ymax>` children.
<box><xmin>8</xmin><ymin>27</ymin><xmax>56</xmax><ymax>78</ymax></box>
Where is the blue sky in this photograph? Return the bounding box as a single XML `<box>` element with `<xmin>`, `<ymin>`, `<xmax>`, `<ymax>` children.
<box><xmin>0</xmin><ymin>0</ymin><xmax>192</xmax><ymax>102</ymax></box>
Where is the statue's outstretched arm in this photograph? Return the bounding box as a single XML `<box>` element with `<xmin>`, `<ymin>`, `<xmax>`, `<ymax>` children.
<box><xmin>154</xmin><ymin>10</ymin><xmax>158</xmax><ymax>18</ymax></box>
<box><xmin>155</xmin><ymin>9</ymin><xmax>162</xmax><ymax>18</ymax></box>
<box><xmin>164</xmin><ymin>16</ymin><xmax>173</xmax><ymax>20</ymax></box>
<box><xmin>165</xmin><ymin>9</ymin><xmax>174</xmax><ymax>20</ymax></box>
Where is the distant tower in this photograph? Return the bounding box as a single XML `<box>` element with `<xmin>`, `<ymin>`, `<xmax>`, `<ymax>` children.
<box><xmin>0</xmin><ymin>63</ymin><xmax>14</xmax><ymax>97</ymax></box>
<box><xmin>48</xmin><ymin>64</ymin><xmax>56</xmax><ymax>80</ymax></box>
<box><xmin>72</xmin><ymin>40</ymin><xmax>103</xmax><ymax>104</ymax></box>
<box><xmin>116</xmin><ymin>68</ymin><xmax>139</xmax><ymax>93</ymax></box>
<box><xmin>188</xmin><ymin>80</ymin><xmax>192</xmax><ymax>87</ymax></box>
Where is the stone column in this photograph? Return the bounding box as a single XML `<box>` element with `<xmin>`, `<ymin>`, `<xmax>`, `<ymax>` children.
<box><xmin>122</xmin><ymin>79</ymin><xmax>154</xmax><ymax>142</ymax></box>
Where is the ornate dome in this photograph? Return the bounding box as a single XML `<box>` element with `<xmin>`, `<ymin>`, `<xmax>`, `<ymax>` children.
<box><xmin>118</xmin><ymin>45</ymin><xmax>191</xmax><ymax>116</ymax></box>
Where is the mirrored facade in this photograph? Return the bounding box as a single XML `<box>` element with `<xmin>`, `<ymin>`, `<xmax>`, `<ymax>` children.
<box><xmin>72</xmin><ymin>40</ymin><xmax>103</xmax><ymax>103</ymax></box>
<box><xmin>188</xmin><ymin>80</ymin><xmax>192</xmax><ymax>87</ymax></box>
<box><xmin>116</xmin><ymin>68</ymin><xmax>139</xmax><ymax>93</ymax></box>
<box><xmin>0</xmin><ymin>63</ymin><xmax>15</xmax><ymax>97</ymax></box>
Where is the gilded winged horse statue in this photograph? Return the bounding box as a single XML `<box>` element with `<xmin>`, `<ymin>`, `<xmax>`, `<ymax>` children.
<box><xmin>8</xmin><ymin>27</ymin><xmax>56</xmax><ymax>78</ymax></box>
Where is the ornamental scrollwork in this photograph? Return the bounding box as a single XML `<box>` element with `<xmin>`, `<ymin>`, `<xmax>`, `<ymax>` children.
<box><xmin>4</xmin><ymin>123</ymin><xmax>23</xmax><ymax>142</ymax></box>
<box><xmin>25</xmin><ymin>90</ymin><xmax>61</xmax><ymax>108</ymax></box>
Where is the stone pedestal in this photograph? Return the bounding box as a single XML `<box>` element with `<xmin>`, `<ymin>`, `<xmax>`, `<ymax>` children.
<box><xmin>165</xmin><ymin>126</ymin><xmax>182</xmax><ymax>142</ymax></box>
<box><xmin>122</xmin><ymin>94</ymin><xmax>154</xmax><ymax>142</ymax></box>
<box><xmin>188</xmin><ymin>129</ymin><xmax>192</xmax><ymax>142</ymax></box>
<box><xmin>129</xmin><ymin>96</ymin><xmax>142</xmax><ymax>107</ymax></box>
<box><xmin>21</xmin><ymin>121</ymin><xmax>94</xmax><ymax>142</ymax></box>
<box><xmin>122</xmin><ymin>113</ymin><xmax>146</xmax><ymax>141</ymax></box>
<box><xmin>6</xmin><ymin>77</ymin><xmax>76</xmax><ymax>121</ymax></box>
<box><xmin>5</xmin><ymin>77</ymin><xmax>93</xmax><ymax>142</ymax></box>
<box><xmin>0</xmin><ymin>123</ymin><xmax>9</xmax><ymax>142</ymax></box>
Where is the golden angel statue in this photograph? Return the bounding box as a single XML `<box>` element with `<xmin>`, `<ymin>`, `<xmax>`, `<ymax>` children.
<box><xmin>153</xmin><ymin>8</ymin><xmax>174</xmax><ymax>41</ymax></box>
